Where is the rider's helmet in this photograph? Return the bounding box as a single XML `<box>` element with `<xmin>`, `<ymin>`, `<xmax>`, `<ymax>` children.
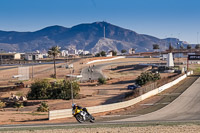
<box><xmin>72</xmin><ymin>103</ymin><xmax>77</xmax><ymax>108</ymax></box>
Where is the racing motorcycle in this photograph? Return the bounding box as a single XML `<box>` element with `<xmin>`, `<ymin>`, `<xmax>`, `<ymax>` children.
<box><xmin>72</xmin><ymin>106</ymin><xmax>95</xmax><ymax>123</ymax></box>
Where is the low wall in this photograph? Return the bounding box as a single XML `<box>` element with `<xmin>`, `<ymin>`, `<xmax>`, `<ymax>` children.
<box><xmin>86</xmin><ymin>56</ymin><xmax>125</xmax><ymax>64</ymax></box>
<box><xmin>49</xmin><ymin>71</ymin><xmax>193</xmax><ymax>120</ymax></box>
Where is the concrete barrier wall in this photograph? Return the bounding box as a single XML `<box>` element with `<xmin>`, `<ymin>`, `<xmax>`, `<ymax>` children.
<box><xmin>86</xmin><ymin>56</ymin><xmax>125</xmax><ymax>64</ymax></box>
<box><xmin>49</xmin><ymin>71</ymin><xmax>193</xmax><ymax>120</ymax></box>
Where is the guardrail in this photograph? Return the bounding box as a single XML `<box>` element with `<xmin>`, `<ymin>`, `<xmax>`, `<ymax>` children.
<box><xmin>49</xmin><ymin>71</ymin><xmax>193</xmax><ymax>120</ymax></box>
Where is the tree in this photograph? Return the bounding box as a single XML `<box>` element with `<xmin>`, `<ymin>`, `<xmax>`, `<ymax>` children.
<box><xmin>100</xmin><ymin>51</ymin><xmax>106</xmax><ymax>57</ymax></box>
<box><xmin>121</xmin><ymin>49</ymin><xmax>127</xmax><ymax>54</ymax></box>
<box><xmin>168</xmin><ymin>43</ymin><xmax>174</xmax><ymax>52</ymax></box>
<box><xmin>187</xmin><ymin>44</ymin><xmax>192</xmax><ymax>49</ymax></box>
<box><xmin>195</xmin><ymin>44</ymin><xmax>200</xmax><ymax>49</ymax></box>
<box><xmin>153</xmin><ymin>44</ymin><xmax>159</xmax><ymax>51</ymax></box>
<box><xmin>48</xmin><ymin>46</ymin><xmax>61</xmax><ymax>78</ymax></box>
<box><xmin>95</xmin><ymin>53</ymin><xmax>100</xmax><ymax>57</ymax></box>
<box><xmin>28</xmin><ymin>79</ymin><xmax>51</xmax><ymax>100</ymax></box>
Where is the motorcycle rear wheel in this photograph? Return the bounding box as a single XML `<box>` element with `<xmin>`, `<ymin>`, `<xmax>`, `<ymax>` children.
<box><xmin>75</xmin><ymin>114</ymin><xmax>84</xmax><ymax>123</ymax></box>
<box><xmin>89</xmin><ymin>114</ymin><xmax>95</xmax><ymax>123</ymax></box>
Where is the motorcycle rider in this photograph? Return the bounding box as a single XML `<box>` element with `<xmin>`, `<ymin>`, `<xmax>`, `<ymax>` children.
<box><xmin>72</xmin><ymin>103</ymin><xmax>88</xmax><ymax>120</ymax></box>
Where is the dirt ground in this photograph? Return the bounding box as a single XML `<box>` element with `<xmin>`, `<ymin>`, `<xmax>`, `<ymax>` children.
<box><xmin>2</xmin><ymin>124</ymin><xmax>200</xmax><ymax>133</ymax></box>
<box><xmin>0</xmin><ymin>57</ymin><xmax>191</xmax><ymax>125</ymax></box>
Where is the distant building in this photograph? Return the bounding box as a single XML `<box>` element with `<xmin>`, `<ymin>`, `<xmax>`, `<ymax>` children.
<box><xmin>129</xmin><ymin>48</ymin><xmax>135</xmax><ymax>54</ymax></box>
<box><xmin>24</xmin><ymin>52</ymin><xmax>43</xmax><ymax>60</ymax></box>
<box><xmin>61</xmin><ymin>50</ymin><xmax>69</xmax><ymax>56</ymax></box>
<box><xmin>77</xmin><ymin>50</ymin><xmax>90</xmax><ymax>55</ymax></box>
<box><xmin>106</xmin><ymin>51</ymin><xmax>113</xmax><ymax>57</ymax></box>
<box><xmin>0</xmin><ymin>53</ymin><xmax>21</xmax><ymax>60</ymax></box>
<box><xmin>68</xmin><ymin>48</ymin><xmax>77</xmax><ymax>55</ymax></box>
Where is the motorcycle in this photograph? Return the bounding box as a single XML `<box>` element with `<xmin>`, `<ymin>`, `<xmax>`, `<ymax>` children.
<box><xmin>72</xmin><ymin>107</ymin><xmax>95</xmax><ymax>123</ymax></box>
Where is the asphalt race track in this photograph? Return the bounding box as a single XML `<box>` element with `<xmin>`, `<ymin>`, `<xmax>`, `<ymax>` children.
<box><xmin>80</xmin><ymin>61</ymin><xmax>151</xmax><ymax>81</ymax></box>
<box><xmin>114</xmin><ymin>77</ymin><xmax>200</xmax><ymax>122</ymax></box>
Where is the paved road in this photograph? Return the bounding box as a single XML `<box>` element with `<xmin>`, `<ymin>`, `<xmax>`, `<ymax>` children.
<box><xmin>114</xmin><ymin>77</ymin><xmax>200</xmax><ymax>122</ymax></box>
<box><xmin>0</xmin><ymin>61</ymin><xmax>64</xmax><ymax>71</ymax></box>
<box><xmin>80</xmin><ymin>61</ymin><xmax>152</xmax><ymax>81</ymax></box>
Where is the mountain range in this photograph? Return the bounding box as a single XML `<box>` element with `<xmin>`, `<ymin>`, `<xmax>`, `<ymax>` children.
<box><xmin>0</xmin><ymin>21</ymin><xmax>188</xmax><ymax>53</ymax></box>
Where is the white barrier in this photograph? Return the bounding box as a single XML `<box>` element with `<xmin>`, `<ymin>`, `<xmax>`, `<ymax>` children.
<box><xmin>86</xmin><ymin>56</ymin><xmax>125</xmax><ymax>64</ymax></box>
<box><xmin>49</xmin><ymin>71</ymin><xmax>193</xmax><ymax>120</ymax></box>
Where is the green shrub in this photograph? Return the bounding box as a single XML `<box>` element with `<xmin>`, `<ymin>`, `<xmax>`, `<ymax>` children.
<box><xmin>95</xmin><ymin>53</ymin><xmax>100</xmax><ymax>57</ymax></box>
<box><xmin>37</xmin><ymin>102</ymin><xmax>49</xmax><ymax>112</ymax></box>
<box><xmin>98</xmin><ymin>77</ymin><xmax>107</xmax><ymax>84</ymax></box>
<box><xmin>28</xmin><ymin>79</ymin><xmax>51</xmax><ymax>100</ymax></box>
<box><xmin>14</xmin><ymin>102</ymin><xmax>24</xmax><ymax>111</ymax></box>
<box><xmin>135</xmin><ymin>72</ymin><xmax>161</xmax><ymax>86</ymax></box>
<box><xmin>28</xmin><ymin>79</ymin><xmax>80</xmax><ymax>100</ymax></box>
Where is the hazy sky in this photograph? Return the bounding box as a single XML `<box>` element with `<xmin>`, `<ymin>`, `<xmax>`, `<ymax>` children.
<box><xmin>0</xmin><ymin>0</ymin><xmax>200</xmax><ymax>44</ymax></box>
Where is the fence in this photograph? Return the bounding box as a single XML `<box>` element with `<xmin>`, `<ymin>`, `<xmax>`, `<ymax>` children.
<box><xmin>49</xmin><ymin>71</ymin><xmax>193</xmax><ymax>120</ymax></box>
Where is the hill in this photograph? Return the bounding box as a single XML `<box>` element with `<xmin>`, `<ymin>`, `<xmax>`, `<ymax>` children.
<box><xmin>0</xmin><ymin>21</ymin><xmax>187</xmax><ymax>53</ymax></box>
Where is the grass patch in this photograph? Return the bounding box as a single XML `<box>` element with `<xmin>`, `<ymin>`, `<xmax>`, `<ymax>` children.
<box><xmin>194</xmin><ymin>67</ymin><xmax>200</xmax><ymax>74</ymax></box>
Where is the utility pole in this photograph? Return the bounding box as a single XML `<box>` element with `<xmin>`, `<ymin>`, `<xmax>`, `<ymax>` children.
<box><xmin>0</xmin><ymin>49</ymin><xmax>3</xmax><ymax>65</ymax></box>
<box><xmin>32</xmin><ymin>63</ymin><xmax>34</xmax><ymax>79</ymax></box>
<box><xmin>69</xmin><ymin>64</ymin><xmax>74</xmax><ymax>105</ymax></box>
<box><xmin>104</xmin><ymin>26</ymin><xmax>105</xmax><ymax>39</ymax></box>
<box><xmin>71</xmin><ymin>68</ymin><xmax>74</xmax><ymax>104</ymax></box>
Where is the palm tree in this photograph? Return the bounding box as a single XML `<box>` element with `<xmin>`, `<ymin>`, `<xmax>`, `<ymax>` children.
<box><xmin>168</xmin><ymin>43</ymin><xmax>174</xmax><ymax>52</ymax></box>
<box><xmin>48</xmin><ymin>46</ymin><xmax>61</xmax><ymax>78</ymax></box>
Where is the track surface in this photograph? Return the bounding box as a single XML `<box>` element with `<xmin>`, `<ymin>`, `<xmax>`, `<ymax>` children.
<box><xmin>114</xmin><ymin>76</ymin><xmax>200</xmax><ymax>122</ymax></box>
<box><xmin>81</xmin><ymin>61</ymin><xmax>151</xmax><ymax>81</ymax></box>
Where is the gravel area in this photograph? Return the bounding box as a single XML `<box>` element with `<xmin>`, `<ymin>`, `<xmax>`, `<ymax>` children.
<box><xmin>2</xmin><ymin>125</ymin><xmax>200</xmax><ymax>133</ymax></box>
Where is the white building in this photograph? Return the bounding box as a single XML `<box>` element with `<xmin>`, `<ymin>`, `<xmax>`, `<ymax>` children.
<box><xmin>68</xmin><ymin>48</ymin><xmax>77</xmax><ymax>55</ymax></box>
<box><xmin>77</xmin><ymin>50</ymin><xmax>90</xmax><ymax>55</ymax></box>
<box><xmin>106</xmin><ymin>51</ymin><xmax>113</xmax><ymax>57</ymax></box>
<box><xmin>61</xmin><ymin>50</ymin><xmax>69</xmax><ymax>56</ymax></box>
<box><xmin>25</xmin><ymin>52</ymin><xmax>43</xmax><ymax>60</ymax></box>
<box><xmin>129</xmin><ymin>48</ymin><xmax>135</xmax><ymax>54</ymax></box>
<box><xmin>0</xmin><ymin>53</ymin><xmax>21</xmax><ymax>60</ymax></box>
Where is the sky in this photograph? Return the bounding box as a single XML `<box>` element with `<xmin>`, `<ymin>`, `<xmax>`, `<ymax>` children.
<box><xmin>0</xmin><ymin>0</ymin><xmax>200</xmax><ymax>44</ymax></box>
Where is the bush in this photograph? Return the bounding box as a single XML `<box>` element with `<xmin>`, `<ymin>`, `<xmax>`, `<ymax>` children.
<box><xmin>135</xmin><ymin>72</ymin><xmax>161</xmax><ymax>86</ymax></box>
<box><xmin>28</xmin><ymin>79</ymin><xmax>51</xmax><ymax>100</ymax></box>
<box><xmin>0</xmin><ymin>101</ymin><xmax>6</xmax><ymax>111</ymax></box>
<box><xmin>28</xmin><ymin>79</ymin><xmax>80</xmax><ymax>100</ymax></box>
<box><xmin>98</xmin><ymin>77</ymin><xmax>107</xmax><ymax>84</ymax></box>
<box><xmin>37</xmin><ymin>102</ymin><xmax>49</xmax><ymax>112</ymax></box>
<box><xmin>95</xmin><ymin>53</ymin><xmax>100</xmax><ymax>57</ymax></box>
<box><xmin>14</xmin><ymin>102</ymin><xmax>24</xmax><ymax>111</ymax></box>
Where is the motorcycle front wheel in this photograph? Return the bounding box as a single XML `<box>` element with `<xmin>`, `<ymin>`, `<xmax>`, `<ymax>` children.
<box><xmin>75</xmin><ymin>114</ymin><xmax>84</xmax><ymax>123</ymax></box>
